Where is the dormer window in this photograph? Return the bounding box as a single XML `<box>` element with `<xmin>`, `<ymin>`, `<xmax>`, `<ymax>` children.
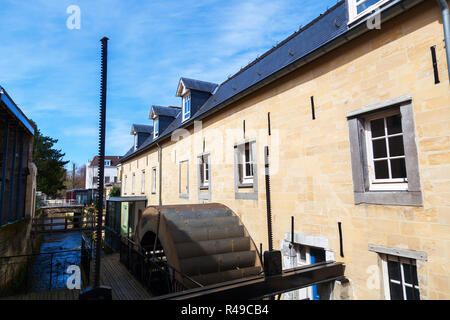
<box><xmin>182</xmin><ymin>94</ymin><xmax>191</xmax><ymax>122</ymax></box>
<box><xmin>105</xmin><ymin>160</ymin><xmax>111</xmax><ymax>166</ymax></box>
<box><xmin>153</xmin><ymin>117</ymin><xmax>159</xmax><ymax>138</ymax></box>
<box><xmin>348</xmin><ymin>0</ymin><xmax>389</xmax><ymax>23</ymax></box>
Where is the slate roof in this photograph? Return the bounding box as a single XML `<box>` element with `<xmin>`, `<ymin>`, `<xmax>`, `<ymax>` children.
<box><xmin>121</xmin><ymin>0</ymin><xmax>415</xmax><ymax>162</ymax></box>
<box><xmin>0</xmin><ymin>86</ymin><xmax>35</xmax><ymax>135</ymax></box>
<box><xmin>121</xmin><ymin>146</ymin><xmax>137</xmax><ymax>160</ymax></box>
<box><xmin>194</xmin><ymin>1</ymin><xmax>348</xmax><ymax>119</ymax></box>
<box><xmin>150</xmin><ymin>105</ymin><xmax>181</xmax><ymax>118</ymax></box>
<box><xmin>131</xmin><ymin>124</ymin><xmax>153</xmax><ymax>134</ymax></box>
<box><xmin>178</xmin><ymin>77</ymin><xmax>219</xmax><ymax>95</ymax></box>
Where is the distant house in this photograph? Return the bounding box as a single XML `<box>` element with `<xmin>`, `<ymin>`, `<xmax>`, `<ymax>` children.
<box><xmin>85</xmin><ymin>156</ymin><xmax>120</xmax><ymax>190</ymax></box>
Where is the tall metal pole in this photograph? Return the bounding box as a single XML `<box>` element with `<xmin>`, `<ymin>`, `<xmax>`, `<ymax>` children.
<box><xmin>94</xmin><ymin>37</ymin><xmax>109</xmax><ymax>288</ymax></box>
<box><xmin>264</xmin><ymin>146</ymin><xmax>273</xmax><ymax>252</ymax></box>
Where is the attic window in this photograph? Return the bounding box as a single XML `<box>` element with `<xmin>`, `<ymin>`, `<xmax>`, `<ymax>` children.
<box><xmin>182</xmin><ymin>94</ymin><xmax>191</xmax><ymax>122</ymax></box>
<box><xmin>105</xmin><ymin>160</ymin><xmax>111</xmax><ymax>166</ymax></box>
<box><xmin>154</xmin><ymin>117</ymin><xmax>159</xmax><ymax>139</ymax></box>
<box><xmin>348</xmin><ymin>0</ymin><xmax>389</xmax><ymax>23</ymax></box>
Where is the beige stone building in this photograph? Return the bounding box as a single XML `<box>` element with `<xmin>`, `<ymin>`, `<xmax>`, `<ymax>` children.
<box><xmin>115</xmin><ymin>0</ymin><xmax>450</xmax><ymax>299</ymax></box>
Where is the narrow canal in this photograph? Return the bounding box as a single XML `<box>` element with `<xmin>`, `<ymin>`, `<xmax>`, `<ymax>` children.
<box><xmin>30</xmin><ymin>226</ymin><xmax>83</xmax><ymax>292</ymax></box>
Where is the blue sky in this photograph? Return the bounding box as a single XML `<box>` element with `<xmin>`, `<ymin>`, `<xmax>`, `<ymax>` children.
<box><xmin>0</xmin><ymin>0</ymin><xmax>338</xmax><ymax>168</ymax></box>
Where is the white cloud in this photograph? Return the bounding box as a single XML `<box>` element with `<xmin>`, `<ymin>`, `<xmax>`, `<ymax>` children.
<box><xmin>0</xmin><ymin>0</ymin><xmax>338</xmax><ymax>165</ymax></box>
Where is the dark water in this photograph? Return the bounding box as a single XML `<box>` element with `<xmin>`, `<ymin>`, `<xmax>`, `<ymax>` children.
<box><xmin>29</xmin><ymin>229</ymin><xmax>82</xmax><ymax>292</ymax></box>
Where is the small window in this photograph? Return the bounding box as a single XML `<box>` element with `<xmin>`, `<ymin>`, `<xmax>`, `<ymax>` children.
<box><xmin>238</xmin><ymin>142</ymin><xmax>255</xmax><ymax>185</ymax></box>
<box><xmin>105</xmin><ymin>176</ymin><xmax>110</xmax><ymax>184</ymax></box>
<box><xmin>153</xmin><ymin>117</ymin><xmax>159</xmax><ymax>138</ymax></box>
<box><xmin>179</xmin><ymin>160</ymin><xmax>189</xmax><ymax>198</ymax></box>
<box><xmin>124</xmin><ymin>175</ymin><xmax>127</xmax><ymax>195</ymax></box>
<box><xmin>152</xmin><ymin>167</ymin><xmax>157</xmax><ymax>194</ymax></box>
<box><xmin>365</xmin><ymin>111</ymin><xmax>407</xmax><ymax>191</ymax></box>
<box><xmin>182</xmin><ymin>94</ymin><xmax>191</xmax><ymax>122</ymax></box>
<box><xmin>141</xmin><ymin>170</ymin><xmax>145</xmax><ymax>194</ymax></box>
<box><xmin>234</xmin><ymin>140</ymin><xmax>258</xmax><ymax>200</ymax></box>
<box><xmin>199</xmin><ymin>155</ymin><xmax>210</xmax><ymax>188</ymax></box>
<box><xmin>382</xmin><ymin>255</ymin><xmax>420</xmax><ymax>300</ymax></box>
<box><xmin>198</xmin><ymin>154</ymin><xmax>211</xmax><ymax>200</ymax></box>
<box><xmin>93</xmin><ymin>176</ymin><xmax>99</xmax><ymax>185</ymax></box>
<box><xmin>347</xmin><ymin>96</ymin><xmax>422</xmax><ymax>206</ymax></box>
<box><xmin>105</xmin><ymin>160</ymin><xmax>111</xmax><ymax>166</ymax></box>
<box><xmin>131</xmin><ymin>173</ymin><xmax>135</xmax><ymax>195</ymax></box>
<box><xmin>348</xmin><ymin>0</ymin><xmax>389</xmax><ymax>23</ymax></box>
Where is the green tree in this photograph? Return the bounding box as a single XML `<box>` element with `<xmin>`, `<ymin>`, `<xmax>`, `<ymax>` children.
<box><xmin>109</xmin><ymin>186</ymin><xmax>121</xmax><ymax>198</ymax></box>
<box><xmin>30</xmin><ymin>120</ymin><xmax>69</xmax><ymax>198</ymax></box>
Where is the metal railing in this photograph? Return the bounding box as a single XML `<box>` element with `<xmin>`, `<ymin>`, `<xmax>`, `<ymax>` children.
<box><xmin>0</xmin><ymin>247</ymin><xmax>91</xmax><ymax>297</ymax></box>
<box><xmin>119</xmin><ymin>236</ymin><xmax>202</xmax><ymax>296</ymax></box>
<box><xmin>42</xmin><ymin>199</ymin><xmax>82</xmax><ymax>207</ymax></box>
<box><xmin>32</xmin><ymin>214</ymin><xmax>96</xmax><ymax>235</ymax></box>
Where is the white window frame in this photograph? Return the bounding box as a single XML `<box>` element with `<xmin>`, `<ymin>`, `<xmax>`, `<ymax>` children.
<box><xmin>199</xmin><ymin>155</ymin><xmax>210</xmax><ymax>188</ymax></box>
<box><xmin>141</xmin><ymin>170</ymin><xmax>145</xmax><ymax>194</ymax></box>
<box><xmin>380</xmin><ymin>254</ymin><xmax>420</xmax><ymax>300</ymax></box>
<box><xmin>151</xmin><ymin>167</ymin><xmax>157</xmax><ymax>194</ymax></box>
<box><xmin>182</xmin><ymin>93</ymin><xmax>191</xmax><ymax>122</ymax></box>
<box><xmin>347</xmin><ymin>0</ymin><xmax>390</xmax><ymax>24</ymax></box>
<box><xmin>234</xmin><ymin>139</ymin><xmax>258</xmax><ymax>200</ymax></box>
<box><xmin>364</xmin><ymin>110</ymin><xmax>408</xmax><ymax>191</ymax></box>
<box><xmin>105</xmin><ymin>160</ymin><xmax>111</xmax><ymax>166</ymax></box>
<box><xmin>240</xmin><ymin>142</ymin><xmax>254</xmax><ymax>185</ymax></box>
<box><xmin>347</xmin><ymin>96</ymin><xmax>423</xmax><ymax>206</ymax></box>
<box><xmin>153</xmin><ymin>117</ymin><xmax>159</xmax><ymax>139</ymax></box>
